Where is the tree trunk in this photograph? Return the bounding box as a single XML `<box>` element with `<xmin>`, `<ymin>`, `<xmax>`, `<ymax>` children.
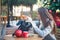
<box><xmin>0</xmin><ymin>0</ymin><xmax>2</xmax><ymax>24</ymax></box>
<box><xmin>10</xmin><ymin>5</ymin><xmax>13</xmax><ymax>21</ymax></box>
<box><xmin>7</xmin><ymin>6</ymin><xmax>10</xmax><ymax>27</ymax></box>
<box><xmin>30</xmin><ymin>5</ymin><xmax>33</xmax><ymax>18</ymax></box>
<box><xmin>7</xmin><ymin>5</ymin><xmax>13</xmax><ymax>27</ymax></box>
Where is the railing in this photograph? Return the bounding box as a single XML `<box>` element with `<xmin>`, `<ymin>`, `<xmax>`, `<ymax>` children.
<box><xmin>0</xmin><ymin>16</ymin><xmax>21</xmax><ymax>24</ymax></box>
<box><xmin>56</xmin><ymin>28</ymin><xmax>60</xmax><ymax>40</ymax></box>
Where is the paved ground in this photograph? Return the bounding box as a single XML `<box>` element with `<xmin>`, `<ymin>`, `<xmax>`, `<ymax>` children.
<box><xmin>4</xmin><ymin>34</ymin><xmax>42</xmax><ymax>40</ymax></box>
<box><xmin>0</xmin><ymin>23</ymin><xmax>60</xmax><ymax>40</ymax></box>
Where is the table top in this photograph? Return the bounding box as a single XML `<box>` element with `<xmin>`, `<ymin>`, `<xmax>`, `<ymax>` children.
<box><xmin>4</xmin><ymin>34</ymin><xmax>42</xmax><ymax>40</ymax></box>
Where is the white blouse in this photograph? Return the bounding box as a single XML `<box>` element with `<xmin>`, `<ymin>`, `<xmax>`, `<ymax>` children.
<box><xmin>30</xmin><ymin>19</ymin><xmax>56</xmax><ymax>40</ymax></box>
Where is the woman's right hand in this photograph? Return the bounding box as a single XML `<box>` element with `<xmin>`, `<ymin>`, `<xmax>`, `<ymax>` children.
<box><xmin>26</xmin><ymin>16</ymin><xmax>37</xmax><ymax>28</ymax></box>
<box><xmin>26</xmin><ymin>16</ymin><xmax>33</xmax><ymax>23</ymax></box>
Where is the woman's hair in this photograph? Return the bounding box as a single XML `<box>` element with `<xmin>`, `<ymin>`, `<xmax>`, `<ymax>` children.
<box><xmin>38</xmin><ymin>7</ymin><xmax>52</xmax><ymax>27</ymax></box>
<box><xmin>38</xmin><ymin>7</ymin><xmax>56</xmax><ymax>34</ymax></box>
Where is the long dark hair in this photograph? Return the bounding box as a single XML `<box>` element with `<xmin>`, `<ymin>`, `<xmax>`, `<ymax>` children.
<box><xmin>38</xmin><ymin>7</ymin><xmax>56</xmax><ymax>34</ymax></box>
<box><xmin>38</xmin><ymin>7</ymin><xmax>50</xmax><ymax>27</ymax></box>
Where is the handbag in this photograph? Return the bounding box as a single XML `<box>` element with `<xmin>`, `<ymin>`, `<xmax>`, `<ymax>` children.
<box><xmin>43</xmin><ymin>34</ymin><xmax>55</xmax><ymax>40</ymax></box>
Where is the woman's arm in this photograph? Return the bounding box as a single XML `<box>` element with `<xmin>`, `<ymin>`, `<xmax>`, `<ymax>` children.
<box><xmin>27</xmin><ymin>16</ymin><xmax>54</xmax><ymax>38</ymax></box>
<box><xmin>31</xmin><ymin>21</ymin><xmax>54</xmax><ymax>38</ymax></box>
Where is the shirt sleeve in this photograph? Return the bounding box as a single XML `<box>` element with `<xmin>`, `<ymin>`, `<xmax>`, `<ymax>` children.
<box><xmin>31</xmin><ymin>21</ymin><xmax>54</xmax><ymax>38</ymax></box>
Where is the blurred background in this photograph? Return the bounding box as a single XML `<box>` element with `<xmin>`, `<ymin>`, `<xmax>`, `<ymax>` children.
<box><xmin>0</xmin><ymin>0</ymin><xmax>60</xmax><ymax>40</ymax></box>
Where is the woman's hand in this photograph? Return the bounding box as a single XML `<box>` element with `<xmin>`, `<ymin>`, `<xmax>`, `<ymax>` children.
<box><xmin>26</xmin><ymin>16</ymin><xmax>33</xmax><ymax>23</ymax></box>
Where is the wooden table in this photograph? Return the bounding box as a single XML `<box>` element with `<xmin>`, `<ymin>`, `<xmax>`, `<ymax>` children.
<box><xmin>4</xmin><ymin>34</ymin><xmax>42</xmax><ymax>40</ymax></box>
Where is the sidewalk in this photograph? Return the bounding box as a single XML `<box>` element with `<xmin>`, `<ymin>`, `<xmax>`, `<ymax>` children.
<box><xmin>4</xmin><ymin>34</ymin><xmax>42</xmax><ymax>40</ymax></box>
<box><xmin>6</xmin><ymin>27</ymin><xmax>18</xmax><ymax>35</ymax></box>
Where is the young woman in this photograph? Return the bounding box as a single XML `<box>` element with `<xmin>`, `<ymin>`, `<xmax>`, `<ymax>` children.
<box><xmin>28</xmin><ymin>7</ymin><xmax>56</xmax><ymax>40</ymax></box>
